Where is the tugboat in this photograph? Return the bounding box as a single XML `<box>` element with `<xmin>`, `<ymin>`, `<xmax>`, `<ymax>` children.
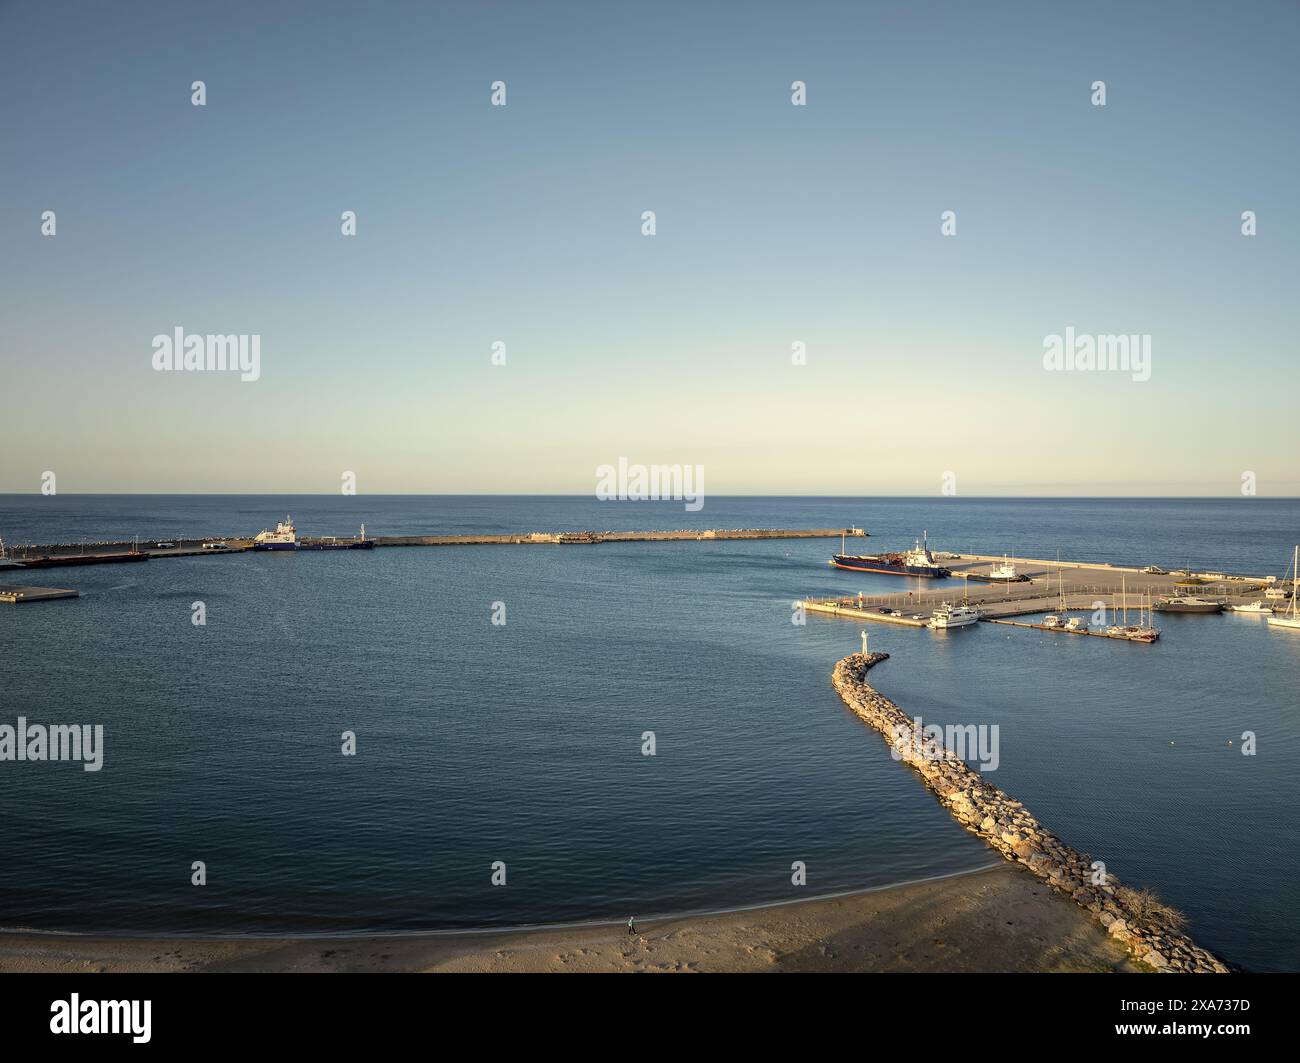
<box><xmin>987</xmin><ymin>556</ymin><xmax>1027</xmax><ymax>582</ymax></box>
<box><xmin>253</xmin><ymin>516</ymin><xmax>298</xmax><ymax>551</ymax></box>
<box><xmin>831</xmin><ymin>531</ymin><xmax>951</xmax><ymax>578</ymax></box>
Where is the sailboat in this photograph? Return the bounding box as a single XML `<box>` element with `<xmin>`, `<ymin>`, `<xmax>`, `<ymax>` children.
<box><xmin>1107</xmin><ymin>577</ymin><xmax>1161</xmax><ymax>642</ymax></box>
<box><xmin>1042</xmin><ymin>565</ymin><xmax>1068</xmax><ymax>628</ymax></box>
<box><xmin>1267</xmin><ymin>546</ymin><xmax>1300</xmax><ymax>630</ymax></box>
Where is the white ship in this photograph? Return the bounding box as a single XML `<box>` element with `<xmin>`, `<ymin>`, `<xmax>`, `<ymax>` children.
<box><xmin>1267</xmin><ymin>546</ymin><xmax>1300</xmax><ymax>631</ymax></box>
<box><xmin>1228</xmin><ymin>601</ymin><xmax>1273</xmax><ymax>614</ymax></box>
<box><xmin>987</xmin><ymin>556</ymin><xmax>1021</xmax><ymax>581</ymax></box>
<box><xmin>253</xmin><ymin>516</ymin><xmax>298</xmax><ymax>551</ymax></box>
<box><xmin>928</xmin><ymin>602</ymin><xmax>980</xmax><ymax>629</ymax></box>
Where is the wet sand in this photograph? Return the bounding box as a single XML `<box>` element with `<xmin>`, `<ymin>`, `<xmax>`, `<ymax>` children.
<box><xmin>0</xmin><ymin>864</ymin><xmax>1145</xmax><ymax>973</ymax></box>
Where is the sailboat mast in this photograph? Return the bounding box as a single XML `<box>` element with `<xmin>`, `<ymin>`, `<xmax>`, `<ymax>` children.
<box><xmin>1284</xmin><ymin>543</ymin><xmax>1294</xmax><ymax>615</ymax></box>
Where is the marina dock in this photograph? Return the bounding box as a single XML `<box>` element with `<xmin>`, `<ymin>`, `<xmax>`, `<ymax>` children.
<box><xmin>0</xmin><ymin>585</ymin><xmax>80</xmax><ymax>604</ymax></box>
<box><xmin>984</xmin><ymin>618</ymin><xmax>1157</xmax><ymax>641</ymax></box>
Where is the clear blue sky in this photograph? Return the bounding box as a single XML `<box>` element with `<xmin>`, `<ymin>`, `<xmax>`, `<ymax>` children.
<box><xmin>1</xmin><ymin>0</ymin><xmax>1297</xmax><ymax>495</ymax></box>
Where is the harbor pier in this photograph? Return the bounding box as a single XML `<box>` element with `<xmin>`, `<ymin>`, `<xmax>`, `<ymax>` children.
<box><xmin>0</xmin><ymin>585</ymin><xmax>80</xmax><ymax>604</ymax></box>
<box><xmin>1</xmin><ymin>527</ymin><xmax>866</xmax><ymax>565</ymax></box>
<box><xmin>806</xmin><ymin>556</ymin><xmax>1276</xmax><ymax>631</ymax></box>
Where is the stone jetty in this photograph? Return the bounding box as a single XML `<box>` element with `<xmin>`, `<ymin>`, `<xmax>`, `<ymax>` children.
<box><xmin>833</xmin><ymin>652</ymin><xmax>1229</xmax><ymax>973</ymax></box>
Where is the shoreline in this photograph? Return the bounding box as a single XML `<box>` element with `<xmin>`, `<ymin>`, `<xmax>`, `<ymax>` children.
<box><xmin>0</xmin><ymin>864</ymin><xmax>1145</xmax><ymax>973</ymax></box>
<box><xmin>0</xmin><ymin>864</ymin><xmax>1001</xmax><ymax>942</ymax></box>
<box><xmin>832</xmin><ymin>652</ymin><xmax>1229</xmax><ymax>973</ymax></box>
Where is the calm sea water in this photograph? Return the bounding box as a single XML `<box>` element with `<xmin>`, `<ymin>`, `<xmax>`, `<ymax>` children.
<box><xmin>1</xmin><ymin>496</ymin><xmax>1297</xmax><ymax>971</ymax></box>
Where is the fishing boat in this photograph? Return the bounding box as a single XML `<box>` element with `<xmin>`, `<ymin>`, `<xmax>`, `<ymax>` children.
<box><xmin>928</xmin><ymin>602</ymin><xmax>980</xmax><ymax>629</ymax></box>
<box><xmin>1041</xmin><ymin>614</ymin><xmax>1063</xmax><ymax>629</ymax></box>
<box><xmin>1267</xmin><ymin>546</ymin><xmax>1300</xmax><ymax>630</ymax></box>
<box><xmin>1228</xmin><ymin>601</ymin><xmax>1274</xmax><ymax>614</ymax></box>
<box><xmin>987</xmin><ymin>556</ymin><xmax>1019</xmax><ymax>579</ymax></box>
<box><xmin>0</xmin><ymin>539</ymin><xmax>22</xmax><ymax>569</ymax></box>
<box><xmin>1064</xmin><ymin>616</ymin><xmax>1088</xmax><ymax>631</ymax></box>
<box><xmin>965</xmin><ymin>555</ymin><xmax>1030</xmax><ymax>583</ymax></box>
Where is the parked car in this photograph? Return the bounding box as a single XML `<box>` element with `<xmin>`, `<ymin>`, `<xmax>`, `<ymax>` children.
<box><xmin>1141</xmin><ymin>565</ymin><xmax>1168</xmax><ymax>574</ymax></box>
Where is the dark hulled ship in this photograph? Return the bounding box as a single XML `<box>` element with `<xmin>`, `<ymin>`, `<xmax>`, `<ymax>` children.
<box><xmin>830</xmin><ymin>531</ymin><xmax>951</xmax><ymax>578</ymax></box>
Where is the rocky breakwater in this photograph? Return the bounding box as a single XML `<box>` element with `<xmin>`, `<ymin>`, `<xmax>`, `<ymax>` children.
<box><xmin>832</xmin><ymin>652</ymin><xmax>1229</xmax><ymax>974</ymax></box>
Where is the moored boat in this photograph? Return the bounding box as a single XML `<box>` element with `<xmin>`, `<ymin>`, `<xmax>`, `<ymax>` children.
<box><xmin>1153</xmin><ymin>596</ymin><xmax>1222</xmax><ymax>614</ymax></box>
<box><xmin>1266</xmin><ymin>546</ymin><xmax>1300</xmax><ymax>631</ymax></box>
<box><xmin>832</xmin><ymin>530</ymin><xmax>951</xmax><ymax>578</ymax></box>
<box><xmin>1107</xmin><ymin>583</ymin><xmax>1161</xmax><ymax>640</ymax></box>
<box><xmin>299</xmin><ymin>524</ymin><xmax>376</xmax><ymax>551</ymax></box>
<box><xmin>928</xmin><ymin>602</ymin><xmax>980</xmax><ymax>629</ymax></box>
<box><xmin>253</xmin><ymin>516</ymin><xmax>298</xmax><ymax>551</ymax></box>
<box><xmin>987</xmin><ymin>556</ymin><xmax>1026</xmax><ymax>582</ymax></box>
<box><xmin>0</xmin><ymin>539</ymin><xmax>22</xmax><ymax>569</ymax></box>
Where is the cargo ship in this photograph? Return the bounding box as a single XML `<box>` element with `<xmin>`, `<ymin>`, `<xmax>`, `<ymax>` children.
<box><xmin>252</xmin><ymin>517</ymin><xmax>298</xmax><ymax>551</ymax></box>
<box><xmin>300</xmin><ymin>524</ymin><xmax>376</xmax><ymax>551</ymax></box>
<box><xmin>830</xmin><ymin>531</ymin><xmax>951</xmax><ymax>578</ymax></box>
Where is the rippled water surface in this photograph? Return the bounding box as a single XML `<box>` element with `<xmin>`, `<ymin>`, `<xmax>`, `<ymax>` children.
<box><xmin>1</xmin><ymin>496</ymin><xmax>1296</xmax><ymax>970</ymax></box>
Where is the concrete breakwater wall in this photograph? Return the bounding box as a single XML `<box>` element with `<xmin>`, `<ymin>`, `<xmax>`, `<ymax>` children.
<box><xmin>377</xmin><ymin>527</ymin><xmax>863</xmax><ymax>546</ymax></box>
<box><xmin>10</xmin><ymin>528</ymin><xmax>862</xmax><ymax>556</ymax></box>
<box><xmin>832</xmin><ymin>652</ymin><xmax>1229</xmax><ymax>973</ymax></box>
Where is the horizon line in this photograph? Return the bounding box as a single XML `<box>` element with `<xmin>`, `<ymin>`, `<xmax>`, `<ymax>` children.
<box><xmin>2</xmin><ymin>493</ymin><xmax>1297</xmax><ymax>501</ymax></box>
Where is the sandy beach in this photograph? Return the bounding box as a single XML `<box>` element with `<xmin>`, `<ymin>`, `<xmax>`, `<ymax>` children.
<box><xmin>0</xmin><ymin>864</ymin><xmax>1145</xmax><ymax>973</ymax></box>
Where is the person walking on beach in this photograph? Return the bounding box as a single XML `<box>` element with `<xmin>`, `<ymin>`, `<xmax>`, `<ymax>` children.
<box><xmin>627</xmin><ymin>915</ymin><xmax>636</xmax><ymax>935</ymax></box>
